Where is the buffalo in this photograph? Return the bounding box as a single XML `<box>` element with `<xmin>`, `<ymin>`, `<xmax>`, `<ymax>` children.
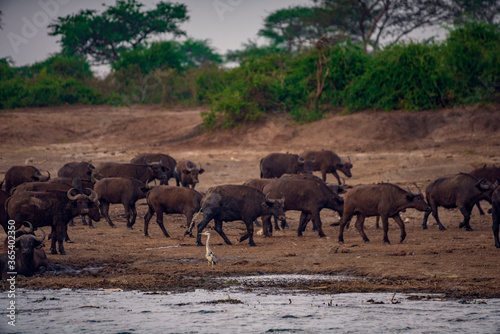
<box><xmin>422</xmin><ymin>173</ymin><xmax>498</xmax><ymax>231</ymax></box>
<box><xmin>262</xmin><ymin>177</ymin><xmax>344</xmax><ymax>237</ymax></box>
<box><xmin>196</xmin><ymin>185</ymin><xmax>286</xmax><ymax>247</ymax></box>
<box><xmin>3</xmin><ymin>165</ymin><xmax>50</xmax><ymax>193</ymax></box>
<box><xmin>468</xmin><ymin>165</ymin><xmax>500</xmax><ymax>215</ymax></box>
<box><xmin>143</xmin><ymin>186</ymin><xmax>203</xmax><ymax>238</ymax></box>
<box><xmin>338</xmin><ymin>183</ymin><xmax>430</xmax><ymax>244</ymax></box>
<box><xmin>301</xmin><ymin>150</ymin><xmax>353</xmax><ymax>183</ymax></box>
<box><xmin>0</xmin><ymin>190</ymin><xmax>10</xmax><ymax>233</ymax></box>
<box><xmin>492</xmin><ymin>186</ymin><xmax>500</xmax><ymax>248</ymax></box>
<box><xmin>57</xmin><ymin>161</ymin><xmax>95</xmax><ymax>180</ymax></box>
<box><xmin>260</xmin><ymin>153</ymin><xmax>314</xmax><ymax>178</ymax></box>
<box><xmin>6</xmin><ymin>188</ymin><xmax>100</xmax><ymax>255</ymax></box>
<box><xmin>93</xmin><ymin>177</ymin><xmax>150</xmax><ymax>228</ymax></box>
<box><xmin>130</xmin><ymin>153</ymin><xmax>177</xmax><ymax>185</ymax></box>
<box><xmin>92</xmin><ymin>162</ymin><xmax>167</xmax><ymax>184</ymax></box>
<box><xmin>174</xmin><ymin>160</ymin><xmax>205</xmax><ymax>189</ymax></box>
<box><xmin>0</xmin><ymin>222</ymin><xmax>48</xmax><ymax>279</ymax></box>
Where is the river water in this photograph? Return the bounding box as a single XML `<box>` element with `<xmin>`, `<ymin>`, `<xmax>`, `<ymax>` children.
<box><xmin>1</xmin><ymin>275</ymin><xmax>499</xmax><ymax>333</ymax></box>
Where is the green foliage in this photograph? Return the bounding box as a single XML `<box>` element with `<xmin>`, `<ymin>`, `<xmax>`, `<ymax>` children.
<box><xmin>0</xmin><ymin>54</ymin><xmax>102</xmax><ymax>109</ymax></box>
<box><xmin>442</xmin><ymin>22</ymin><xmax>500</xmax><ymax>102</ymax></box>
<box><xmin>48</xmin><ymin>0</ymin><xmax>188</xmax><ymax>64</ymax></box>
<box><xmin>344</xmin><ymin>42</ymin><xmax>453</xmax><ymax>111</ymax></box>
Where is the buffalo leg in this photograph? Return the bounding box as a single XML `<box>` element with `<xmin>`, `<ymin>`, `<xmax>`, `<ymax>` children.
<box><xmin>213</xmin><ymin>219</ymin><xmax>232</xmax><ymax>245</ymax></box>
<box><xmin>50</xmin><ymin>226</ymin><xmax>58</xmax><ymax>254</ymax></box>
<box><xmin>143</xmin><ymin>205</ymin><xmax>154</xmax><ymax>237</ymax></box>
<box><xmin>338</xmin><ymin>212</ymin><xmax>354</xmax><ymax>244</ymax></box>
<box><xmin>476</xmin><ymin>201</ymin><xmax>485</xmax><ymax>215</ymax></box>
<box><xmin>155</xmin><ymin>212</ymin><xmax>170</xmax><ymax>238</ymax></box>
<box><xmin>427</xmin><ymin>203</ymin><xmax>446</xmax><ymax>230</ymax></box>
<box><xmin>375</xmin><ymin>216</ymin><xmax>380</xmax><ymax>229</ymax></box>
<box><xmin>239</xmin><ymin>219</ymin><xmax>256</xmax><ymax>246</ymax></box>
<box><xmin>261</xmin><ymin>215</ymin><xmax>273</xmax><ymax>237</ymax></box>
<box><xmin>196</xmin><ymin>213</ymin><xmax>214</xmax><ymax>246</ymax></box>
<box><xmin>492</xmin><ymin>205</ymin><xmax>500</xmax><ymax>248</ymax></box>
<box><xmin>458</xmin><ymin>206</ymin><xmax>473</xmax><ymax>231</ymax></box>
<box><xmin>297</xmin><ymin>211</ymin><xmax>309</xmax><ymax>237</ymax></box>
<box><xmin>129</xmin><ymin>205</ymin><xmax>137</xmax><ymax>228</ymax></box>
<box><xmin>392</xmin><ymin>213</ymin><xmax>407</xmax><ymax>244</ymax></box>
<box><xmin>354</xmin><ymin>214</ymin><xmax>369</xmax><ymax>243</ymax></box>
<box><xmin>100</xmin><ymin>201</ymin><xmax>115</xmax><ymax>227</ymax></box>
<box><xmin>311</xmin><ymin>211</ymin><xmax>325</xmax><ymax>237</ymax></box>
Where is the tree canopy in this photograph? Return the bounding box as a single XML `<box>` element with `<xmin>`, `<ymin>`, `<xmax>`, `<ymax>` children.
<box><xmin>49</xmin><ymin>0</ymin><xmax>188</xmax><ymax>64</ymax></box>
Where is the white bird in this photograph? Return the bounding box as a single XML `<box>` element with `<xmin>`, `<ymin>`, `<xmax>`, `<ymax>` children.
<box><xmin>201</xmin><ymin>231</ymin><xmax>217</xmax><ymax>269</ymax></box>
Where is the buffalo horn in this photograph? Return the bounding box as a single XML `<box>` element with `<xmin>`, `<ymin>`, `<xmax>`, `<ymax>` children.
<box><xmin>340</xmin><ymin>177</ymin><xmax>345</xmax><ymax>187</ymax></box>
<box><xmin>477</xmin><ymin>178</ymin><xmax>491</xmax><ymax>190</ymax></box>
<box><xmin>67</xmin><ymin>188</ymin><xmax>80</xmax><ymax>201</ymax></box>
<box><xmin>17</xmin><ymin>221</ymin><xmax>33</xmax><ymax>234</ymax></box>
<box><xmin>36</xmin><ymin>228</ymin><xmax>46</xmax><ymax>243</ymax></box>
<box><xmin>265</xmin><ymin>192</ymin><xmax>276</xmax><ymax>203</ymax></box>
<box><xmin>298</xmin><ymin>156</ymin><xmax>305</xmax><ymax>164</ymax></box>
<box><xmin>87</xmin><ymin>188</ymin><xmax>99</xmax><ymax>202</ymax></box>
<box><xmin>185</xmin><ymin>161</ymin><xmax>193</xmax><ymax>172</ymax></box>
<box><xmin>44</xmin><ymin>170</ymin><xmax>51</xmax><ymax>180</ymax></box>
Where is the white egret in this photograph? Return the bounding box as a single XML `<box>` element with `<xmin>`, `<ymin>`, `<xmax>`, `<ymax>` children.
<box><xmin>201</xmin><ymin>231</ymin><xmax>217</xmax><ymax>269</ymax></box>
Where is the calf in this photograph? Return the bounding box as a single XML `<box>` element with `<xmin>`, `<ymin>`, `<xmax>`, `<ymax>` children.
<box><xmin>196</xmin><ymin>185</ymin><xmax>285</xmax><ymax>247</ymax></box>
<box><xmin>93</xmin><ymin>177</ymin><xmax>150</xmax><ymax>228</ymax></box>
<box><xmin>174</xmin><ymin>160</ymin><xmax>205</xmax><ymax>189</ymax></box>
<box><xmin>339</xmin><ymin>183</ymin><xmax>430</xmax><ymax>244</ymax></box>
<box><xmin>143</xmin><ymin>186</ymin><xmax>203</xmax><ymax>238</ymax></box>
<box><xmin>301</xmin><ymin>150</ymin><xmax>353</xmax><ymax>183</ymax></box>
<box><xmin>422</xmin><ymin>173</ymin><xmax>497</xmax><ymax>231</ymax></box>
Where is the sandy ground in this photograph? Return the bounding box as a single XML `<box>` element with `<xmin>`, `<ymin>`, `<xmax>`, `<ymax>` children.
<box><xmin>1</xmin><ymin>104</ymin><xmax>499</xmax><ymax>298</ymax></box>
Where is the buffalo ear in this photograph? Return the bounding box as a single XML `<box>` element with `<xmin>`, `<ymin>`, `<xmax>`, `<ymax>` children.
<box><xmin>199</xmin><ymin>169</ymin><xmax>205</xmax><ymax>174</ymax></box>
<box><xmin>406</xmin><ymin>194</ymin><xmax>415</xmax><ymax>202</ymax></box>
<box><xmin>182</xmin><ymin>170</ymin><xmax>190</xmax><ymax>175</ymax></box>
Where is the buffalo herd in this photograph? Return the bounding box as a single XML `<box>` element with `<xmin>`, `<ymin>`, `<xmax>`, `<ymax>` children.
<box><xmin>1</xmin><ymin>150</ymin><xmax>499</xmax><ymax>280</ymax></box>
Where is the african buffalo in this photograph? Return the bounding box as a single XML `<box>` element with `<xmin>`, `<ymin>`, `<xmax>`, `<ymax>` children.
<box><xmin>174</xmin><ymin>160</ymin><xmax>205</xmax><ymax>189</ymax></box>
<box><xmin>301</xmin><ymin>150</ymin><xmax>353</xmax><ymax>183</ymax></box>
<box><xmin>0</xmin><ymin>190</ymin><xmax>9</xmax><ymax>233</ymax></box>
<box><xmin>262</xmin><ymin>177</ymin><xmax>344</xmax><ymax>237</ymax></box>
<box><xmin>6</xmin><ymin>188</ymin><xmax>100</xmax><ymax>255</ymax></box>
<box><xmin>422</xmin><ymin>173</ymin><xmax>498</xmax><ymax>231</ymax></box>
<box><xmin>92</xmin><ymin>162</ymin><xmax>167</xmax><ymax>184</ymax></box>
<box><xmin>492</xmin><ymin>186</ymin><xmax>500</xmax><ymax>248</ymax></box>
<box><xmin>0</xmin><ymin>222</ymin><xmax>48</xmax><ymax>279</ymax></box>
<box><xmin>144</xmin><ymin>186</ymin><xmax>203</xmax><ymax>238</ymax></box>
<box><xmin>57</xmin><ymin>161</ymin><xmax>95</xmax><ymax>180</ymax></box>
<box><xmin>260</xmin><ymin>153</ymin><xmax>314</xmax><ymax>179</ymax></box>
<box><xmin>196</xmin><ymin>185</ymin><xmax>285</xmax><ymax>247</ymax></box>
<box><xmin>130</xmin><ymin>153</ymin><xmax>177</xmax><ymax>185</ymax></box>
<box><xmin>3</xmin><ymin>165</ymin><xmax>50</xmax><ymax>193</ymax></box>
<box><xmin>338</xmin><ymin>183</ymin><xmax>430</xmax><ymax>244</ymax></box>
<box><xmin>94</xmin><ymin>177</ymin><xmax>150</xmax><ymax>228</ymax></box>
<box><xmin>469</xmin><ymin>165</ymin><xmax>500</xmax><ymax>214</ymax></box>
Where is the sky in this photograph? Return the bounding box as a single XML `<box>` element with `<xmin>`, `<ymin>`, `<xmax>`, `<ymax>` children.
<box><xmin>0</xmin><ymin>0</ymin><xmax>313</xmax><ymax>71</ymax></box>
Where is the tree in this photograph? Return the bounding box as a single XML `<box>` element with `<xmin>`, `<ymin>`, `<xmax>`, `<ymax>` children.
<box><xmin>258</xmin><ymin>6</ymin><xmax>329</xmax><ymax>52</ymax></box>
<box><xmin>448</xmin><ymin>0</ymin><xmax>500</xmax><ymax>24</ymax></box>
<box><xmin>225</xmin><ymin>40</ymin><xmax>285</xmax><ymax>64</ymax></box>
<box><xmin>313</xmin><ymin>0</ymin><xmax>453</xmax><ymax>52</ymax></box>
<box><xmin>49</xmin><ymin>0</ymin><xmax>188</xmax><ymax>64</ymax></box>
<box><xmin>179</xmin><ymin>39</ymin><xmax>223</xmax><ymax>68</ymax></box>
